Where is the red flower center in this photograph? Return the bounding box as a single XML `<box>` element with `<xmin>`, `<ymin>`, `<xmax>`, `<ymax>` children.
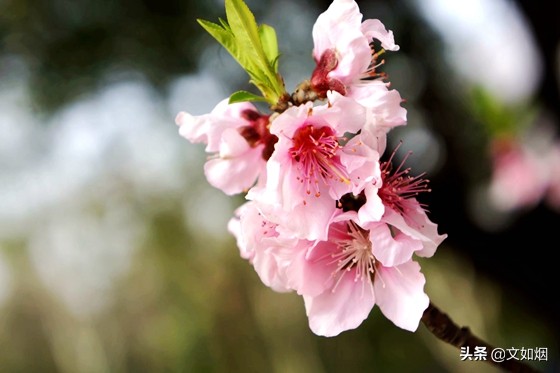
<box><xmin>238</xmin><ymin>109</ymin><xmax>278</xmax><ymax>161</ymax></box>
<box><xmin>310</xmin><ymin>49</ymin><xmax>347</xmax><ymax>99</ymax></box>
<box><xmin>379</xmin><ymin>146</ymin><xmax>430</xmax><ymax>215</ymax></box>
<box><xmin>290</xmin><ymin>124</ymin><xmax>349</xmax><ymax>197</ymax></box>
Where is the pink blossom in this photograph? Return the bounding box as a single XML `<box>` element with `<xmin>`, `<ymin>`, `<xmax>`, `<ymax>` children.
<box><xmin>310</xmin><ymin>0</ymin><xmax>406</xmax><ymax>130</ymax></box>
<box><xmin>380</xmin><ymin>202</ymin><xmax>446</xmax><ymax>259</ymax></box>
<box><xmin>353</xmin><ymin>84</ymin><xmax>407</xmax><ymax>144</ymax></box>
<box><xmin>228</xmin><ymin>201</ymin><xmax>299</xmax><ymax>292</ymax></box>
<box><xmin>312</xmin><ymin>0</ymin><xmax>399</xmax><ymax>88</ymax></box>
<box><xmin>178</xmin><ymin>0</ymin><xmax>448</xmax><ymax>340</ymax></box>
<box><xmin>176</xmin><ymin>99</ymin><xmax>277</xmax><ymax>195</ymax></box>
<box><xmin>488</xmin><ymin>139</ymin><xmax>548</xmax><ymax>211</ymax></box>
<box><xmin>357</xmin><ymin>149</ymin><xmax>447</xmax><ymax>258</ymax></box>
<box><xmin>286</xmin><ymin>212</ymin><xmax>429</xmax><ymax>336</ymax></box>
<box><xmin>249</xmin><ymin>91</ymin><xmax>381</xmax><ymax>241</ymax></box>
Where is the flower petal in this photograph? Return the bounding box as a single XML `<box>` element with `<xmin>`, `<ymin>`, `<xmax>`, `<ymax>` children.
<box><xmin>373</xmin><ymin>260</ymin><xmax>429</xmax><ymax>331</ymax></box>
<box><xmin>357</xmin><ymin>184</ymin><xmax>385</xmax><ymax>224</ymax></box>
<box><xmin>286</xmin><ymin>241</ymin><xmax>334</xmax><ymax>297</ymax></box>
<box><xmin>304</xmin><ymin>273</ymin><xmax>375</xmax><ymax>337</ymax></box>
<box><xmin>204</xmin><ymin>145</ymin><xmax>264</xmax><ymax>195</ymax></box>
<box><xmin>369</xmin><ymin>223</ymin><xmax>422</xmax><ymax>266</ymax></box>
<box><xmin>279</xmin><ymin>195</ymin><xmax>337</xmax><ymax>241</ymax></box>
<box><xmin>228</xmin><ymin>202</ymin><xmax>293</xmax><ymax>292</ymax></box>
<box><xmin>312</xmin><ymin>0</ymin><xmax>363</xmax><ymax>59</ymax></box>
<box><xmin>382</xmin><ymin>205</ymin><xmax>447</xmax><ymax>258</ymax></box>
<box><xmin>361</xmin><ymin>19</ymin><xmax>399</xmax><ymax>51</ymax></box>
<box><xmin>312</xmin><ymin>0</ymin><xmax>371</xmax><ymax>81</ymax></box>
<box><xmin>252</xmin><ymin>237</ymin><xmax>293</xmax><ymax>293</ymax></box>
<box><xmin>177</xmin><ymin>99</ymin><xmax>255</xmax><ymax>153</ymax></box>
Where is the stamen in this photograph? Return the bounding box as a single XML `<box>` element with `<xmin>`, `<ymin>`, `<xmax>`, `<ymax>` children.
<box><xmin>290</xmin><ymin>124</ymin><xmax>350</xmax><ymax>197</ymax></box>
<box><xmin>379</xmin><ymin>142</ymin><xmax>431</xmax><ymax>215</ymax></box>
<box><xmin>329</xmin><ymin>222</ymin><xmax>376</xmax><ymax>296</ymax></box>
<box><xmin>361</xmin><ymin>44</ymin><xmax>388</xmax><ymax>81</ymax></box>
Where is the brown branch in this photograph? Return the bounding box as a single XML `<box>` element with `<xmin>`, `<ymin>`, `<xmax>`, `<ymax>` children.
<box><xmin>421</xmin><ymin>302</ymin><xmax>541</xmax><ymax>373</ymax></box>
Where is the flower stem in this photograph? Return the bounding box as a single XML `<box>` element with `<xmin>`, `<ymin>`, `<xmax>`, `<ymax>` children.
<box><xmin>421</xmin><ymin>302</ymin><xmax>541</xmax><ymax>372</ymax></box>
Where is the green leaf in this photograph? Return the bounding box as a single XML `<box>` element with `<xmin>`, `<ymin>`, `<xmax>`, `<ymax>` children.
<box><xmin>197</xmin><ymin>19</ymin><xmax>251</xmax><ymax>70</ymax></box>
<box><xmin>229</xmin><ymin>90</ymin><xmax>268</xmax><ymax>104</ymax></box>
<box><xmin>470</xmin><ymin>86</ymin><xmax>536</xmax><ymax>137</ymax></box>
<box><xmin>198</xmin><ymin>0</ymin><xmax>287</xmax><ymax>107</ymax></box>
<box><xmin>225</xmin><ymin>0</ymin><xmax>265</xmax><ymax>61</ymax></box>
<box><xmin>225</xmin><ymin>0</ymin><xmax>278</xmax><ymax>90</ymax></box>
<box><xmin>198</xmin><ymin>18</ymin><xmax>270</xmax><ymax>97</ymax></box>
<box><xmin>218</xmin><ymin>17</ymin><xmax>230</xmax><ymax>30</ymax></box>
<box><xmin>259</xmin><ymin>24</ymin><xmax>280</xmax><ymax>72</ymax></box>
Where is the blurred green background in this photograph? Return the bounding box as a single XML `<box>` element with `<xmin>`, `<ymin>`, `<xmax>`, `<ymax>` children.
<box><xmin>0</xmin><ymin>0</ymin><xmax>558</xmax><ymax>372</ymax></box>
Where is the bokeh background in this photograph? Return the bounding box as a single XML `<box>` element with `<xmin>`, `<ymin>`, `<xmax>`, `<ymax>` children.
<box><xmin>0</xmin><ymin>0</ymin><xmax>559</xmax><ymax>372</ymax></box>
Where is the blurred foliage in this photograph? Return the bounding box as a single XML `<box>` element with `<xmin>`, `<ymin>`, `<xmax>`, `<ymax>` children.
<box><xmin>470</xmin><ymin>86</ymin><xmax>537</xmax><ymax>138</ymax></box>
<box><xmin>0</xmin><ymin>200</ymin><xmax>555</xmax><ymax>372</ymax></box>
<box><xmin>0</xmin><ymin>0</ymin><xmax>219</xmax><ymax>111</ymax></box>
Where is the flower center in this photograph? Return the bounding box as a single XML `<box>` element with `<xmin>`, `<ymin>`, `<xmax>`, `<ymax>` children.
<box><xmin>310</xmin><ymin>49</ymin><xmax>347</xmax><ymax>99</ymax></box>
<box><xmin>330</xmin><ymin>222</ymin><xmax>376</xmax><ymax>294</ymax></box>
<box><xmin>238</xmin><ymin>109</ymin><xmax>278</xmax><ymax>161</ymax></box>
<box><xmin>379</xmin><ymin>145</ymin><xmax>430</xmax><ymax>215</ymax></box>
<box><xmin>290</xmin><ymin>124</ymin><xmax>349</xmax><ymax>197</ymax></box>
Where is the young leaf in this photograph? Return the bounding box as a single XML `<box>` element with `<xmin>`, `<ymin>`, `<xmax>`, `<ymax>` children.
<box><xmin>259</xmin><ymin>24</ymin><xmax>280</xmax><ymax>73</ymax></box>
<box><xmin>229</xmin><ymin>90</ymin><xmax>268</xmax><ymax>104</ymax></box>
<box><xmin>197</xmin><ymin>19</ymin><xmax>244</xmax><ymax>65</ymax></box>
<box><xmin>198</xmin><ymin>0</ymin><xmax>287</xmax><ymax>107</ymax></box>
<box><xmin>218</xmin><ymin>17</ymin><xmax>230</xmax><ymax>30</ymax></box>
<box><xmin>225</xmin><ymin>0</ymin><xmax>279</xmax><ymax>91</ymax></box>
<box><xmin>225</xmin><ymin>0</ymin><xmax>265</xmax><ymax>62</ymax></box>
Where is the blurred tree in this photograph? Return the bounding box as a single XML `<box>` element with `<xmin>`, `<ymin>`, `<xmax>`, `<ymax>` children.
<box><xmin>515</xmin><ymin>0</ymin><xmax>560</xmax><ymax>124</ymax></box>
<box><xmin>0</xmin><ymin>0</ymin><xmax>219</xmax><ymax>111</ymax></box>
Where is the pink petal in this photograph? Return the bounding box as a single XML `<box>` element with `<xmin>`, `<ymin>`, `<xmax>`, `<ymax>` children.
<box><xmin>489</xmin><ymin>144</ymin><xmax>548</xmax><ymax>211</ymax></box>
<box><xmin>369</xmin><ymin>223</ymin><xmax>422</xmax><ymax>266</ymax></box>
<box><xmin>266</xmin><ymin>154</ymin><xmax>307</xmax><ymax>210</ymax></box>
<box><xmin>227</xmin><ymin>213</ymin><xmax>252</xmax><ymax>260</ymax></box>
<box><xmin>372</xmin><ymin>89</ymin><xmax>407</xmax><ymax>128</ymax></box>
<box><xmin>339</xmin><ymin>134</ymin><xmax>381</xmax><ymax>195</ymax></box>
<box><xmin>373</xmin><ymin>260</ymin><xmax>429</xmax><ymax>331</ymax></box>
<box><xmin>279</xmin><ymin>195</ymin><xmax>337</xmax><ymax>241</ymax></box>
<box><xmin>249</xmin><ymin>183</ymin><xmax>336</xmax><ymax>242</ymax></box>
<box><xmin>329</xmin><ymin>36</ymin><xmax>372</xmax><ymax>82</ymax></box>
<box><xmin>177</xmin><ymin>111</ymin><xmax>215</xmax><ymax>150</ymax></box>
<box><xmin>357</xmin><ymin>184</ymin><xmax>385</xmax><ymax>224</ymax></box>
<box><xmin>269</xmin><ymin>102</ymin><xmax>312</xmax><ymax>138</ymax></box>
<box><xmin>177</xmin><ymin>99</ymin><xmax>255</xmax><ymax>153</ymax></box>
<box><xmin>286</xmin><ymin>241</ymin><xmax>334</xmax><ymax>297</ymax></box>
<box><xmin>304</xmin><ymin>273</ymin><xmax>375</xmax><ymax>337</ymax></box>
<box><xmin>351</xmin><ymin>85</ymin><xmax>407</xmax><ymax>129</ymax></box>
<box><xmin>313</xmin><ymin>91</ymin><xmax>367</xmax><ymax>135</ymax></box>
<box><xmin>252</xmin><ymin>238</ymin><xmax>292</xmax><ymax>293</ymax></box>
<box><xmin>228</xmin><ymin>201</ymin><xmax>292</xmax><ymax>292</ymax></box>
<box><xmin>312</xmin><ymin>0</ymin><xmax>363</xmax><ymax>59</ymax></box>
<box><xmin>361</xmin><ymin>19</ymin><xmax>400</xmax><ymax>51</ymax></box>
<box><xmin>382</xmin><ymin>205</ymin><xmax>446</xmax><ymax>258</ymax></box>
<box><xmin>204</xmin><ymin>146</ymin><xmax>264</xmax><ymax>195</ymax></box>
<box><xmin>312</xmin><ymin>0</ymin><xmax>372</xmax><ymax>81</ymax></box>
<box><xmin>359</xmin><ymin>123</ymin><xmax>389</xmax><ymax>155</ymax></box>
<box><xmin>219</xmin><ymin>128</ymin><xmax>251</xmax><ymax>158</ymax></box>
